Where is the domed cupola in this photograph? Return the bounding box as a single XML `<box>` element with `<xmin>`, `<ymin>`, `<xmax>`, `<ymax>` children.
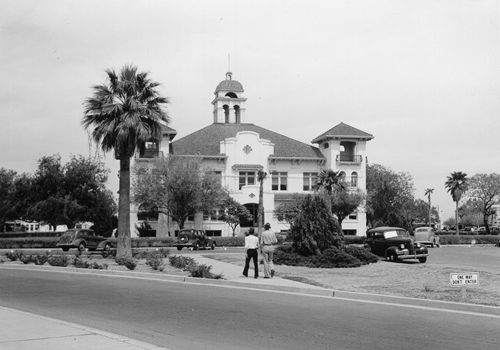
<box><xmin>213</xmin><ymin>72</ymin><xmax>247</xmax><ymax>124</ymax></box>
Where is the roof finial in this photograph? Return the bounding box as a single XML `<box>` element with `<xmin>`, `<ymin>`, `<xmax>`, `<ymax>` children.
<box><xmin>226</xmin><ymin>53</ymin><xmax>232</xmax><ymax>80</ymax></box>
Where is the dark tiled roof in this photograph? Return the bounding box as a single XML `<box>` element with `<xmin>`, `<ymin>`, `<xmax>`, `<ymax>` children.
<box><xmin>172</xmin><ymin>123</ymin><xmax>324</xmax><ymax>159</ymax></box>
<box><xmin>311</xmin><ymin>122</ymin><xmax>373</xmax><ymax>143</ymax></box>
<box><xmin>215</xmin><ymin>79</ymin><xmax>244</xmax><ymax>93</ymax></box>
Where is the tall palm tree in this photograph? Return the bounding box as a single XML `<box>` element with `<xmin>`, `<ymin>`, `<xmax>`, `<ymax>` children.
<box><xmin>82</xmin><ymin>65</ymin><xmax>169</xmax><ymax>259</ymax></box>
<box><xmin>424</xmin><ymin>188</ymin><xmax>434</xmax><ymax>227</ymax></box>
<box><xmin>257</xmin><ymin>170</ymin><xmax>267</xmax><ymax>239</ymax></box>
<box><xmin>317</xmin><ymin>169</ymin><xmax>345</xmax><ymax>195</ymax></box>
<box><xmin>445</xmin><ymin>172</ymin><xmax>468</xmax><ymax>235</ymax></box>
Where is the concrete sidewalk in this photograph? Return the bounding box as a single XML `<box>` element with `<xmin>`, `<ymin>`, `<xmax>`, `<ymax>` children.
<box><xmin>0</xmin><ymin>306</ymin><xmax>169</xmax><ymax>350</ymax></box>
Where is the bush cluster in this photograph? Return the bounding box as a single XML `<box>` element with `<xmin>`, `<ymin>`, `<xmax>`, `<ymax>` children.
<box><xmin>212</xmin><ymin>236</ymin><xmax>245</xmax><ymax>247</ymax></box>
<box><xmin>134</xmin><ymin>248</ymin><xmax>170</xmax><ymax>259</ymax></box>
<box><xmin>47</xmin><ymin>255</ymin><xmax>70</xmax><ymax>267</ymax></box>
<box><xmin>115</xmin><ymin>256</ymin><xmax>138</xmax><ymax>270</ymax></box>
<box><xmin>145</xmin><ymin>251</ymin><xmax>167</xmax><ymax>271</ymax></box>
<box><xmin>168</xmin><ymin>255</ymin><xmax>222</xmax><ymax>279</ymax></box>
<box><xmin>73</xmin><ymin>257</ymin><xmax>108</xmax><ymax>269</ymax></box>
<box><xmin>6</xmin><ymin>250</ymin><xmax>24</xmax><ymax>261</ymax></box>
<box><xmin>435</xmin><ymin>235</ymin><xmax>499</xmax><ymax>245</ymax></box>
<box><xmin>274</xmin><ymin>244</ymin><xmax>378</xmax><ymax>268</ymax></box>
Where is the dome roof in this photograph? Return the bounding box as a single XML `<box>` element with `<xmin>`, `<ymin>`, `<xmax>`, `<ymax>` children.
<box><xmin>215</xmin><ymin>72</ymin><xmax>244</xmax><ymax>93</ymax></box>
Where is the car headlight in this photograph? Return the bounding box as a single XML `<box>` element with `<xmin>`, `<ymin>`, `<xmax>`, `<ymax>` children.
<box><xmin>400</xmin><ymin>244</ymin><xmax>405</xmax><ymax>249</ymax></box>
<box><xmin>415</xmin><ymin>242</ymin><xmax>421</xmax><ymax>248</ymax></box>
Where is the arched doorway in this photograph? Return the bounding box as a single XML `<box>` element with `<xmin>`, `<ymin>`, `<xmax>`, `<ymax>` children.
<box><xmin>241</xmin><ymin>203</ymin><xmax>258</xmax><ymax>227</ymax></box>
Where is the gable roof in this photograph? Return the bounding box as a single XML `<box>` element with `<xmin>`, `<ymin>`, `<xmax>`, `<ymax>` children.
<box><xmin>311</xmin><ymin>122</ymin><xmax>373</xmax><ymax>143</ymax></box>
<box><xmin>171</xmin><ymin>123</ymin><xmax>324</xmax><ymax>159</ymax></box>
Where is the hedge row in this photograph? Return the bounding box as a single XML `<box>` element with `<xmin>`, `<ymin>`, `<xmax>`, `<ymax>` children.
<box><xmin>1</xmin><ymin>234</ymin><xmax>497</xmax><ymax>250</ymax></box>
<box><xmin>0</xmin><ymin>231</ymin><xmax>63</xmax><ymax>238</ymax></box>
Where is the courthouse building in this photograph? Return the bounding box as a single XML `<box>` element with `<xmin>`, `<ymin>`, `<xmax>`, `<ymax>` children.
<box><xmin>131</xmin><ymin>72</ymin><xmax>373</xmax><ymax>237</ymax></box>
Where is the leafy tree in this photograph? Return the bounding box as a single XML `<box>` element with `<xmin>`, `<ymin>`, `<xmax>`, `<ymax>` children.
<box><xmin>327</xmin><ymin>187</ymin><xmax>365</xmax><ymax>227</ymax></box>
<box><xmin>133</xmin><ymin>157</ymin><xmax>225</xmax><ymax>230</ymax></box>
<box><xmin>424</xmin><ymin>188</ymin><xmax>434</xmax><ymax>226</ymax></box>
<box><xmin>366</xmin><ymin>164</ymin><xmax>415</xmax><ymax>228</ymax></box>
<box><xmin>317</xmin><ymin>169</ymin><xmax>345</xmax><ymax>195</ymax></box>
<box><xmin>445</xmin><ymin>171</ymin><xmax>468</xmax><ymax>235</ymax></box>
<box><xmin>274</xmin><ymin>194</ymin><xmax>307</xmax><ymax>229</ymax></box>
<box><xmin>0</xmin><ymin>168</ymin><xmax>18</xmax><ymax>228</ymax></box>
<box><xmin>464</xmin><ymin>173</ymin><xmax>500</xmax><ymax>233</ymax></box>
<box><xmin>83</xmin><ymin>65</ymin><xmax>169</xmax><ymax>259</ymax></box>
<box><xmin>219</xmin><ymin>197</ymin><xmax>253</xmax><ymax>236</ymax></box>
<box><xmin>288</xmin><ymin>195</ymin><xmax>342</xmax><ymax>256</ymax></box>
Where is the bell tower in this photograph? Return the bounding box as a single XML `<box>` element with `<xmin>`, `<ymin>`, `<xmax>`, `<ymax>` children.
<box><xmin>213</xmin><ymin>72</ymin><xmax>247</xmax><ymax>124</ymax></box>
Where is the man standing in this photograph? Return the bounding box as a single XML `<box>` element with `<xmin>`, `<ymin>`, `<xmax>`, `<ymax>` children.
<box><xmin>243</xmin><ymin>228</ymin><xmax>259</xmax><ymax>278</ymax></box>
<box><xmin>260</xmin><ymin>223</ymin><xmax>278</xmax><ymax>278</ymax></box>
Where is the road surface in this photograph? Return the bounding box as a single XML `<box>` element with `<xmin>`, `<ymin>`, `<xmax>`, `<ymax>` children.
<box><xmin>0</xmin><ymin>267</ymin><xmax>498</xmax><ymax>350</ymax></box>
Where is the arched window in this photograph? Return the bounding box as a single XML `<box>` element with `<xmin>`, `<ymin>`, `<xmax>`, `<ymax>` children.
<box><xmin>234</xmin><ymin>105</ymin><xmax>240</xmax><ymax>123</ymax></box>
<box><xmin>225</xmin><ymin>92</ymin><xmax>238</xmax><ymax>98</ymax></box>
<box><xmin>223</xmin><ymin>105</ymin><xmax>229</xmax><ymax>123</ymax></box>
<box><xmin>351</xmin><ymin>172</ymin><xmax>358</xmax><ymax>187</ymax></box>
<box><xmin>339</xmin><ymin>171</ymin><xmax>346</xmax><ymax>183</ymax></box>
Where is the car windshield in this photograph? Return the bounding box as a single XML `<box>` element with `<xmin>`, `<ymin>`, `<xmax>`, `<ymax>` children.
<box><xmin>179</xmin><ymin>232</ymin><xmax>194</xmax><ymax>239</ymax></box>
<box><xmin>383</xmin><ymin>230</ymin><xmax>409</xmax><ymax>239</ymax></box>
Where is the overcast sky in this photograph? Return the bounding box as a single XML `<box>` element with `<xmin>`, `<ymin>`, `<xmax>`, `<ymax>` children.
<box><xmin>1</xmin><ymin>0</ymin><xmax>499</xmax><ymax>220</ymax></box>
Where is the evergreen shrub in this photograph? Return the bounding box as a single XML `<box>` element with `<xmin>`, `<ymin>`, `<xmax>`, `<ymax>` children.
<box><xmin>115</xmin><ymin>257</ymin><xmax>137</xmax><ymax>270</ymax></box>
<box><xmin>47</xmin><ymin>255</ymin><xmax>70</xmax><ymax>267</ymax></box>
<box><xmin>343</xmin><ymin>246</ymin><xmax>379</xmax><ymax>264</ymax></box>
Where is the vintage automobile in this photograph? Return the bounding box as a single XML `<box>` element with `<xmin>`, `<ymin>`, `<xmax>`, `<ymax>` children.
<box><xmin>56</xmin><ymin>229</ymin><xmax>111</xmax><ymax>254</ymax></box>
<box><xmin>365</xmin><ymin>226</ymin><xmax>429</xmax><ymax>263</ymax></box>
<box><xmin>174</xmin><ymin>229</ymin><xmax>216</xmax><ymax>251</ymax></box>
<box><xmin>413</xmin><ymin>226</ymin><xmax>440</xmax><ymax>247</ymax></box>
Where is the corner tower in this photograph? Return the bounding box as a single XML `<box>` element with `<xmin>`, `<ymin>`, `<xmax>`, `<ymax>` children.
<box><xmin>213</xmin><ymin>72</ymin><xmax>247</xmax><ymax>124</ymax></box>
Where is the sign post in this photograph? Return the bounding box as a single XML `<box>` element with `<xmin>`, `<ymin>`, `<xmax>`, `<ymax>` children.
<box><xmin>449</xmin><ymin>272</ymin><xmax>479</xmax><ymax>301</ymax></box>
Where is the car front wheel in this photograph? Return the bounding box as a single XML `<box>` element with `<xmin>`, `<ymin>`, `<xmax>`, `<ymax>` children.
<box><xmin>177</xmin><ymin>246</ymin><xmax>183</xmax><ymax>251</ymax></box>
<box><xmin>211</xmin><ymin>243</ymin><xmax>216</xmax><ymax>250</ymax></box>
<box><xmin>78</xmin><ymin>242</ymin><xmax>86</xmax><ymax>252</ymax></box>
<box><xmin>418</xmin><ymin>257</ymin><xmax>427</xmax><ymax>263</ymax></box>
<box><xmin>193</xmin><ymin>243</ymin><xmax>200</xmax><ymax>251</ymax></box>
<box><xmin>385</xmin><ymin>251</ymin><xmax>398</xmax><ymax>262</ymax></box>
<box><xmin>61</xmin><ymin>247</ymin><xmax>69</xmax><ymax>252</ymax></box>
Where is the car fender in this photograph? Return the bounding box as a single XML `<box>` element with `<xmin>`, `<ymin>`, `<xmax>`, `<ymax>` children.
<box><xmin>96</xmin><ymin>240</ymin><xmax>111</xmax><ymax>250</ymax></box>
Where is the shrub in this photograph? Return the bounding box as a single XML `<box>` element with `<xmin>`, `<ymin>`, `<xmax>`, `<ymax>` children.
<box><xmin>145</xmin><ymin>252</ymin><xmax>165</xmax><ymax>271</ymax></box>
<box><xmin>134</xmin><ymin>248</ymin><xmax>170</xmax><ymax>259</ymax></box>
<box><xmin>436</xmin><ymin>235</ymin><xmax>499</xmax><ymax>245</ymax></box>
<box><xmin>34</xmin><ymin>254</ymin><xmax>49</xmax><ymax>265</ymax></box>
<box><xmin>73</xmin><ymin>257</ymin><xmax>108</xmax><ymax>269</ymax></box>
<box><xmin>6</xmin><ymin>250</ymin><xmax>24</xmax><ymax>261</ymax></box>
<box><xmin>20</xmin><ymin>254</ymin><xmax>33</xmax><ymax>264</ymax></box>
<box><xmin>343</xmin><ymin>246</ymin><xmax>379</xmax><ymax>264</ymax></box>
<box><xmin>188</xmin><ymin>264</ymin><xmax>222</xmax><ymax>279</ymax></box>
<box><xmin>169</xmin><ymin>255</ymin><xmax>196</xmax><ymax>269</ymax></box>
<box><xmin>115</xmin><ymin>257</ymin><xmax>138</xmax><ymax>270</ymax></box>
<box><xmin>274</xmin><ymin>245</ymin><xmax>362</xmax><ymax>268</ymax></box>
<box><xmin>288</xmin><ymin>195</ymin><xmax>343</xmax><ymax>255</ymax></box>
<box><xmin>48</xmin><ymin>255</ymin><xmax>70</xmax><ymax>267</ymax></box>
<box><xmin>344</xmin><ymin>236</ymin><xmax>366</xmax><ymax>245</ymax></box>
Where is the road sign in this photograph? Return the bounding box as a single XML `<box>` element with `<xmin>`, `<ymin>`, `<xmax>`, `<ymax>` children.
<box><xmin>450</xmin><ymin>272</ymin><xmax>479</xmax><ymax>286</ymax></box>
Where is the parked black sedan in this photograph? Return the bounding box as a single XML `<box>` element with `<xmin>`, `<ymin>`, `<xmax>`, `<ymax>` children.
<box><xmin>56</xmin><ymin>229</ymin><xmax>111</xmax><ymax>254</ymax></box>
<box><xmin>365</xmin><ymin>226</ymin><xmax>429</xmax><ymax>263</ymax></box>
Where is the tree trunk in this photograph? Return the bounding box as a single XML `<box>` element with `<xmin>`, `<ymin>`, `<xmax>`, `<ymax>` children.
<box><xmin>117</xmin><ymin>157</ymin><xmax>132</xmax><ymax>259</ymax></box>
<box><xmin>257</xmin><ymin>171</ymin><xmax>266</xmax><ymax>240</ymax></box>
<box><xmin>455</xmin><ymin>200</ymin><xmax>459</xmax><ymax>236</ymax></box>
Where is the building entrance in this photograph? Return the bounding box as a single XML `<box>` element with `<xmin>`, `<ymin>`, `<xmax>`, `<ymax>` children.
<box><xmin>241</xmin><ymin>203</ymin><xmax>258</xmax><ymax>227</ymax></box>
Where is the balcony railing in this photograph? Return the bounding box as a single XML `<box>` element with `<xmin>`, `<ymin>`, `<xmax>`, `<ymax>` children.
<box><xmin>336</xmin><ymin>154</ymin><xmax>363</xmax><ymax>164</ymax></box>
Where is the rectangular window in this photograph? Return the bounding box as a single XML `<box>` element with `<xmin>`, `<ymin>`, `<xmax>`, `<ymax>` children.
<box><xmin>239</xmin><ymin>171</ymin><xmax>256</xmax><ymax>189</ymax></box>
<box><xmin>303</xmin><ymin>172</ymin><xmax>318</xmax><ymax>191</ymax></box>
<box><xmin>348</xmin><ymin>212</ymin><xmax>358</xmax><ymax>220</ymax></box>
<box><xmin>272</xmin><ymin>172</ymin><xmax>288</xmax><ymax>191</ymax></box>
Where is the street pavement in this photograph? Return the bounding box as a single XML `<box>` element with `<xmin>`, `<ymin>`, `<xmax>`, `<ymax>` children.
<box><xmin>1</xmin><ymin>251</ymin><xmax>499</xmax><ymax>349</ymax></box>
<box><xmin>0</xmin><ymin>253</ymin><xmax>334</xmax><ymax>350</ymax></box>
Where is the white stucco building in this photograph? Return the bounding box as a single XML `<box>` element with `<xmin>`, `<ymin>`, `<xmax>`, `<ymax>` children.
<box><xmin>131</xmin><ymin>73</ymin><xmax>373</xmax><ymax>237</ymax></box>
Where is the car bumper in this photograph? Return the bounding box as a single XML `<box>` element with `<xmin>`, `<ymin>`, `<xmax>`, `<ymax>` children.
<box><xmin>398</xmin><ymin>253</ymin><xmax>428</xmax><ymax>260</ymax></box>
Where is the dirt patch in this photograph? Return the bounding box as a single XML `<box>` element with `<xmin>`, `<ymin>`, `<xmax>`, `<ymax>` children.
<box><xmin>204</xmin><ymin>252</ymin><xmax>500</xmax><ymax>306</ymax></box>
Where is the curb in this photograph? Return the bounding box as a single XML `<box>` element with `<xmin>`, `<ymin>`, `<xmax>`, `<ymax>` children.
<box><xmin>0</xmin><ymin>264</ymin><xmax>335</xmax><ymax>297</ymax></box>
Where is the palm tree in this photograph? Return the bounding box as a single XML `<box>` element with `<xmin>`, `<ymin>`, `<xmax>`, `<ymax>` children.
<box><xmin>445</xmin><ymin>172</ymin><xmax>468</xmax><ymax>235</ymax></box>
<box><xmin>257</xmin><ymin>170</ymin><xmax>267</xmax><ymax>239</ymax></box>
<box><xmin>424</xmin><ymin>188</ymin><xmax>434</xmax><ymax>227</ymax></box>
<box><xmin>82</xmin><ymin>65</ymin><xmax>169</xmax><ymax>259</ymax></box>
<box><xmin>317</xmin><ymin>169</ymin><xmax>345</xmax><ymax>195</ymax></box>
